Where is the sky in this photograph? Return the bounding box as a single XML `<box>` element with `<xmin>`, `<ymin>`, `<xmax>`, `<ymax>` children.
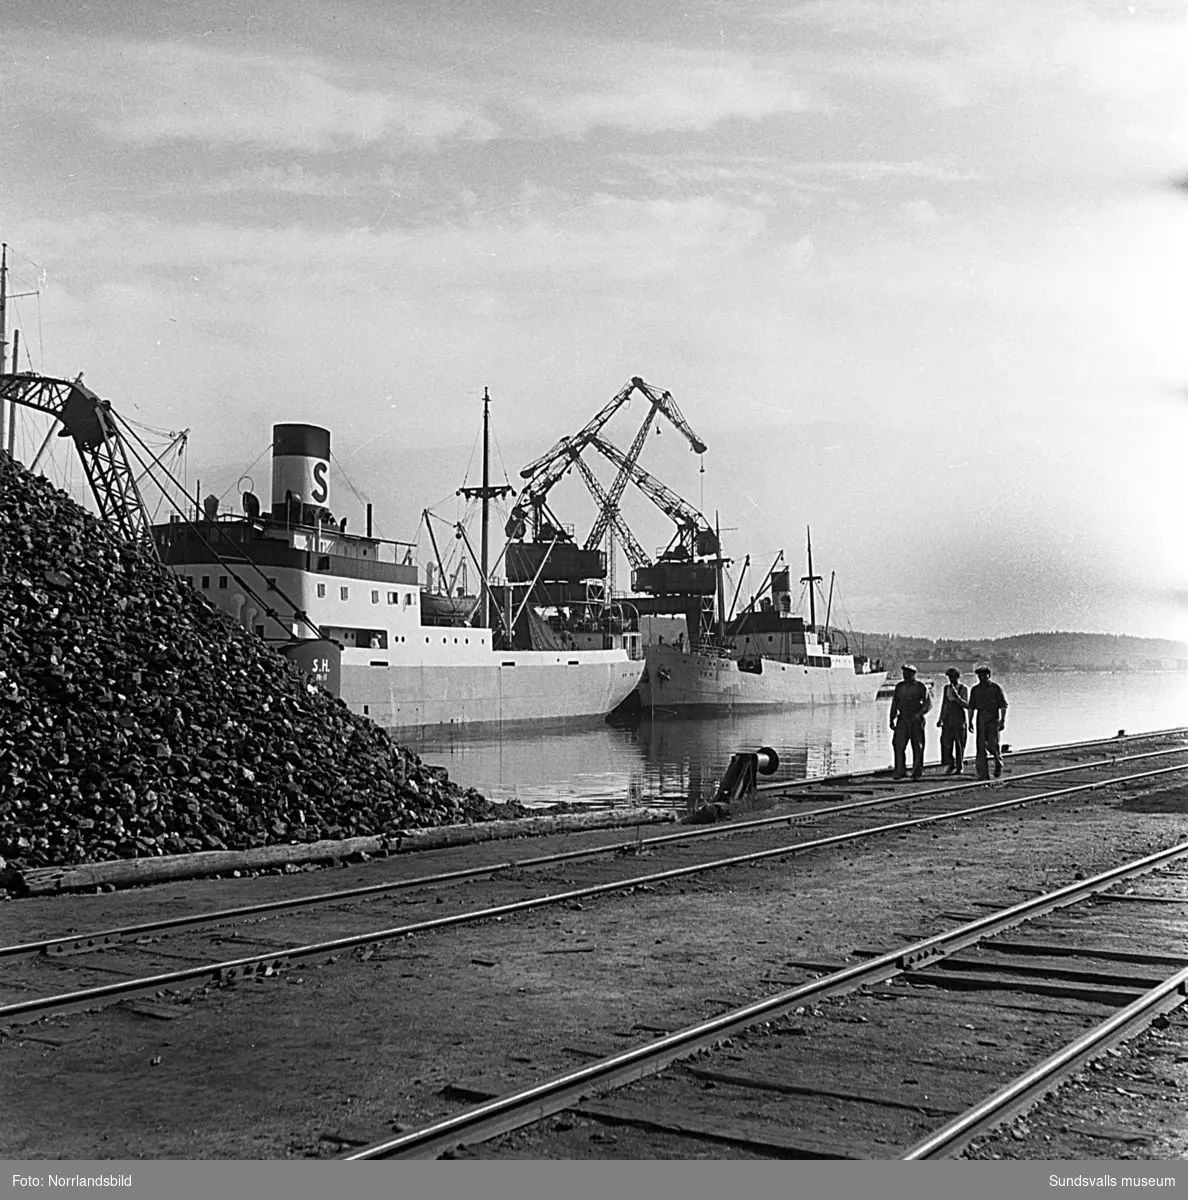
<box><xmin>3</xmin><ymin>0</ymin><xmax>1187</xmax><ymax>641</ymax></box>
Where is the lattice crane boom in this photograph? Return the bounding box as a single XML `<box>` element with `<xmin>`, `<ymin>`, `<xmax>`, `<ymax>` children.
<box><xmin>571</xmin><ymin>453</ymin><xmax>650</xmax><ymax>570</ymax></box>
<box><xmin>588</xmin><ymin>434</ymin><xmax>717</xmax><ymax>559</ymax></box>
<box><xmin>506</xmin><ymin>376</ymin><xmax>707</xmax><ymax>545</ymax></box>
<box><xmin>0</xmin><ymin>373</ymin><xmax>157</xmax><ymax>554</ymax></box>
<box><xmin>504</xmin><ymin>437</ymin><xmax>577</xmax><ymax>539</ymax></box>
<box><xmin>583</xmin><ymin>379</ymin><xmax>707</xmax><ymax>553</ymax></box>
<box><xmin>517</xmin><ymin>377</ymin><xmax>640</xmax><ymax>481</ymax></box>
<box><xmin>628</xmin><ymin>377</ymin><xmax>707</xmax><ymax>456</ymax></box>
<box><xmin>584</xmin><ymin>405</ymin><xmax>657</xmax><ymax>553</ymax></box>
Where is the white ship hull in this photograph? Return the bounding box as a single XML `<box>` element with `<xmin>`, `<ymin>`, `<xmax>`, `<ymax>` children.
<box><xmin>640</xmin><ymin>644</ymin><xmax>885</xmax><ymax>713</ymax></box>
<box><xmin>344</xmin><ymin>652</ymin><xmax>643</xmax><ymax>731</ymax></box>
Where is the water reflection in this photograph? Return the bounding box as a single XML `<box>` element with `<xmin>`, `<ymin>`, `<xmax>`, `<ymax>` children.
<box><xmin>396</xmin><ymin>702</ymin><xmax>892</xmax><ymax>811</ymax></box>
<box><xmin>392</xmin><ymin>671</ymin><xmax>1188</xmax><ymax>811</ymax></box>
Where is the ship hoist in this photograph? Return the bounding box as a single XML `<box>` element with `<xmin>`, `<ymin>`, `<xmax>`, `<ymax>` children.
<box><xmin>503</xmin><ymin>377</ymin><xmax>721</xmax><ymax>626</ymax></box>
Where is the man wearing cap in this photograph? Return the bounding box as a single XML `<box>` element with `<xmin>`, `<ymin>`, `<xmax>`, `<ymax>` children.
<box><xmin>889</xmin><ymin>664</ymin><xmax>931</xmax><ymax>781</ymax></box>
<box><xmin>968</xmin><ymin>666</ymin><xmax>1009</xmax><ymax>779</ymax></box>
<box><xmin>938</xmin><ymin>668</ymin><xmax>970</xmax><ymax>775</ymax></box>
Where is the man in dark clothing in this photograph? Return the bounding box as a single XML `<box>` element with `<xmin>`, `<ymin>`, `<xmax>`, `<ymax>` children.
<box><xmin>968</xmin><ymin>666</ymin><xmax>1008</xmax><ymax>780</ymax></box>
<box><xmin>889</xmin><ymin>664</ymin><xmax>931</xmax><ymax>781</ymax></box>
<box><xmin>938</xmin><ymin>667</ymin><xmax>969</xmax><ymax>774</ymax></box>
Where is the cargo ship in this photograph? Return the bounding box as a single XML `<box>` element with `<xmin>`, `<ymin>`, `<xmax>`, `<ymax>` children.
<box><xmin>637</xmin><ymin>536</ymin><xmax>885</xmax><ymax>714</ymax></box>
<box><xmin>152</xmin><ymin>418</ymin><xmax>644</xmax><ymax>731</ymax></box>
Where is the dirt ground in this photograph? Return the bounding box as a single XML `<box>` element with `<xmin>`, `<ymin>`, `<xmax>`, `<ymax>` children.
<box><xmin>2</xmin><ymin>778</ymin><xmax>1187</xmax><ymax>1160</ymax></box>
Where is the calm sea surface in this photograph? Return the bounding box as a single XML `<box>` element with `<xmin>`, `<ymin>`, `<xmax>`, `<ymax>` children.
<box><xmin>394</xmin><ymin>671</ymin><xmax>1188</xmax><ymax>811</ymax></box>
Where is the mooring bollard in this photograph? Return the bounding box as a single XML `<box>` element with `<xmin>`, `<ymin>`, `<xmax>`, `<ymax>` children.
<box><xmin>713</xmin><ymin>746</ymin><xmax>781</xmax><ymax>809</ymax></box>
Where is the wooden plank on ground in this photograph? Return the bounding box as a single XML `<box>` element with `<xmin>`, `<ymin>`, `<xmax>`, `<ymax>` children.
<box><xmin>681</xmin><ymin>1065</ymin><xmax>961</xmax><ymax>1117</ymax></box>
<box><xmin>571</xmin><ymin>1097</ymin><xmax>867</xmax><ymax>1159</ymax></box>
<box><xmin>901</xmin><ymin>967</ymin><xmax>1145</xmax><ymax>1005</ymax></box>
<box><xmin>12</xmin><ymin>807</ymin><xmax>674</xmax><ymax>895</ymax></box>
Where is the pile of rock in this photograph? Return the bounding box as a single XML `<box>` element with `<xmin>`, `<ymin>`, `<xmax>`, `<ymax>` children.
<box><xmin>0</xmin><ymin>453</ymin><xmax>511</xmax><ymax>871</ymax></box>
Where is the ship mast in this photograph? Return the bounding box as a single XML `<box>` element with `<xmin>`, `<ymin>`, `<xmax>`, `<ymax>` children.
<box><xmin>458</xmin><ymin>387</ymin><xmax>512</xmax><ymax>629</ymax></box>
<box><xmin>801</xmin><ymin>524</ymin><xmax>821</xmax><ymax>629</ymax></box>
<box><xmin>714</xmin><ymin>511</ymin><xmax>726</xmax><ymax>642</ymax></box>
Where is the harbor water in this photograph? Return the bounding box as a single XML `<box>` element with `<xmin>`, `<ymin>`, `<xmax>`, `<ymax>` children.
<box><xmin>395</xmin><ymin>671</ymin><xmax>1188</xmax><ymax>811</ymax></box>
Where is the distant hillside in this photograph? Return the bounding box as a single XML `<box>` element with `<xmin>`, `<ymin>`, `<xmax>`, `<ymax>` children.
<box><xmin>838</xmin><ymin>630</ymin><xmax>1188</xmax><ymax>673</ymax></box>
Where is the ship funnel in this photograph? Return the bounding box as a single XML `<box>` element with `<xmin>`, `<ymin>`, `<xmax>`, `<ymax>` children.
<box><xmin>272</xmin><ymin>424</ymin><xmax>330</xmax><ymax>522</ymax></box>
<box><xmin>771</xmin><ymin>568</ymin><xmax>792</xmax><ymax>615</ymax></box>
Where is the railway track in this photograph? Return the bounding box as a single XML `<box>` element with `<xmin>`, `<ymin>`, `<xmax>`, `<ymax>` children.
<box><xmin>3</xmin><ymin>744</ymin><xmax>1187</xmax><ymax>1027</ymax></box>
<box><xmin>343</xmin><ymin>842</ymin><xmax>1188</xmax><ymax>1159</ymax></box>
<box><xmin>4</xmin><ymin>727</ymin><xmax>1187</xmax><ymax>1159</ymax></box>
<box><xmin>758</xmin><ymin>724</ymin><xmax>1188</xmax><ymax>797</ymax></box>
<box><xmin>6</xmin><ymin>731</ymin><xmax>1186</xmax><ymax>968</ymax></box>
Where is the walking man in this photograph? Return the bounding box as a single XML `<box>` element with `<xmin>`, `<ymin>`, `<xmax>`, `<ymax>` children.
<box><xmin>889</xmin><ymin>663</ymin><xmax>931</xmax><ymax>781</ymax></box>
<box><xmin>938</xmin><ymin>667</ymin><xmax>969</xmax><ymax>774</ymax></box>
<box><xmin>968</xmin><ymin>666</ymin><xmax>1008</xmax><ymax>780</ymax></box>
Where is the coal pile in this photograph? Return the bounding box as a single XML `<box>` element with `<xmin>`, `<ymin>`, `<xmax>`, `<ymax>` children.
<box><xmin>0</xmin><ymin>453</ymin><xmax>514</xmax><ymax>871</ymax></box>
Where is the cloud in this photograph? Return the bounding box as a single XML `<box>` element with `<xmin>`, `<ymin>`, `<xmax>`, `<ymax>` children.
<box><xmin>617</xmin><ymin>153</ymin><xmax>977</xmax><ymax>200</ymax></box>
<box><xmin>184</xmin><ymin>164</ymin><xmax>354</xmax><ymax>197</ymax></box>
<box><xmin>7</xmin><ymin>27</ymin><xmax>822</xmax><ymax>156</ymax></box>
<box><xmin>899</xmin><ymin>199</ymin><xmax>937</xmax><ymax>223</ymax></box>
<box><xmin>8</xmin><ymin>34</ymin><xmax>499</xmax><ymax>151</ymax></box>
<box><xmin>520</xmin><ymin>55</ymin><xmax>818</xmax><ymax>135</ymax></box>
<box><xmin>111</xmin><ymin>47</ymin><xmax>500</xmax><ymax>150</ymax></box>
<box><xmin>782</xmin><ymin>0</ymin><xmax>1188</xmax><ymax>122</ymax></box>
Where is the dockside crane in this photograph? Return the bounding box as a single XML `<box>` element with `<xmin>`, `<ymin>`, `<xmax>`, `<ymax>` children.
<box><xmin>583</xmin><ymin>379</ymin><xmax>706</xmax><ymax>558</ymax></box>
<box><xmin>0</xmin><ymin>372</ymin><xmax>158</xmax><ymax>554</ymax></box>
<box><xmin>570</xmin><ymin>452</ymin><xmax>651</xmax><ymax>571</ymax></box>
<box><xmin>588</xmin><ymin>434</ymin><xmax>718</xmax><ymax>566</ymax></box>
<box><xmin>583</xmin><ymin>434</ymin><xmax>723</xmax><ymax>638</ymax></box>
<box><xmin>504</xmin><ymin>376</ymin><xmax>706</xmax><ymax>544</ymax></box>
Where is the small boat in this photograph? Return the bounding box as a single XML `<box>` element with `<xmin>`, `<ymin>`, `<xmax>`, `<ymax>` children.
<box><xmin>418</xmin><ymin>590</ymin><xmax>480</xmax><ymax>624</ymax></box>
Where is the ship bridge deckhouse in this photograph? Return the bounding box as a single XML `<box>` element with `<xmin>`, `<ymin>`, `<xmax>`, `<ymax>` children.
<box><xmin>153</xmin><ymin>422</ymin><xmax>427</xmax><ymax>653</ymax></box>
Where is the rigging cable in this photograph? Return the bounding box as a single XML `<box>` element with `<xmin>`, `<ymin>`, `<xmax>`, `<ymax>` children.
<box><xmin>213</xmin><ymin>441</ymin><xmax>276</xmax><ymax>509</ymax></box>
<box><xmin>329</xmin><ymin>449</ymin><xmax>381</xmax><ymax>538</ymax></box>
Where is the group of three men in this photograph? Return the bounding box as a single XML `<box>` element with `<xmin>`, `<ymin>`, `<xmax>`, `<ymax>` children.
<box><xmin>888</xmin><ymin>664</ymin><xmax>1008</xmax><ymax>782</ymax></box>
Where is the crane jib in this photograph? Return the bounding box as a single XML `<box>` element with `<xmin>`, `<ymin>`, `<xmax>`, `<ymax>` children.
<box><xmin>504</xmin><ymin>376</ymin><xmax>709</xmax><ymax>557</ymax></box>
<box><xmin>0</xmin><ymin>372</ymin><xmax>157</xmax><ymax>554</ymax></box>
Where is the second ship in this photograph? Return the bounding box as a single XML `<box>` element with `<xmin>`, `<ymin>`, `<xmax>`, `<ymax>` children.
<box><xmin>638</xmin><ymin>552</ymin><xmax>886</xmax><ymax>715</ymax></box>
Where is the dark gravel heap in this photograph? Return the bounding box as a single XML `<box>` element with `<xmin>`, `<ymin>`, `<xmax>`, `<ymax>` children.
<box><xmin>0</xmin><ymin>453</ymin><xmax>518</xmax><ymax>871</ymax></box>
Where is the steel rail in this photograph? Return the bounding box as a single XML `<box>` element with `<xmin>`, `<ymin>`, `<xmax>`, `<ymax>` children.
<box><xmin>345</xmin><ymin>839</ymin><xmax>1188</xmax><ymax>1159</ymax></box>
<box><xmin>6</xmin><ymin>761</ymin><xmax>1188</xmax><ymax>1027</ymax></box>
<box><xmin>902</xmin><ymin>964</ymin><xmax>1188</xmax><ymax>1159</ymax></box>
<box><xmin>7</xmin><ymin>743</ymin><xmax>1186</xmax><ymax>965</ymax></box>
<box><xmin>757</xmin><ymin>726</ymin><xmax>1188</xmax><ymax>794</ymax></box>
